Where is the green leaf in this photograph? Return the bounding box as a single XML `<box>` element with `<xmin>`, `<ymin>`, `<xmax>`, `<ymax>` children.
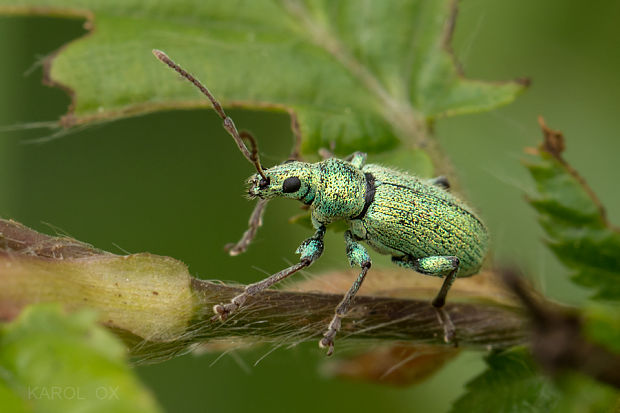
<box><xmin>524</xmin><ymin>122</ymin><xmax>620</xmax><ymax>301</ymax></box>
<box><xmin>0</xmin><ymin>0</ymin><xmax>525</xmax><ymax>153</ymax></box>
<box><xmin>582</xmin><ymin>303</ymin><xmax>620</xmax><ymax>354</ymax></box>
<box><xmin>453</xmin><ymin>348</ymin><xmax>620</xmax><ymax>413</ymax></box>
<box><xmin>0</xmin><ymin>304</ymin><xmax>162</xmax><ymax>413</ymax></box>
<box><xmin>370</xmin><ymin>147</ymin><xmax>434</xmax><ymax>177</ymax></box>
<box><xmin>451</xmin><ymin>348</ymin><xmax>559</xmax><ymax>413</ymax></box>
<box><xmin>552</xmin><ymin>374</ymin><xmax>620</xmax><ymax>413</ymax></box>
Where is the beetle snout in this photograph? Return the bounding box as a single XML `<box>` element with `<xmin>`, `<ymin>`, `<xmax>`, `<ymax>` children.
<box><xmin>247</xmin><ymin>175</ymin><xmax>270</xmax><ymax>198</ymax></box>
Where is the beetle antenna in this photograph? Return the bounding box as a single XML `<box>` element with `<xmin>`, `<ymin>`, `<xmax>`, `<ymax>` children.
<box><xmin>152</xmin><ymin>49</ymin><xmax>268</xmax><ymax>181</ymax></box>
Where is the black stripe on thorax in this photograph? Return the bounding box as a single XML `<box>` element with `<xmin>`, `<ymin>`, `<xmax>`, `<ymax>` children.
<box><xmin>352</xmin><ymin>172</ymin><xmax>376</xmax><ymax>220</ymax></box>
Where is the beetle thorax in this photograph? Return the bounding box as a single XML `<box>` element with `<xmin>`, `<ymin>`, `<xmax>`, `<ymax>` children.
<box><xmin>311</xmin><ymin>159</ymin><xmax>367</xmax><ymax>225</ymax></box>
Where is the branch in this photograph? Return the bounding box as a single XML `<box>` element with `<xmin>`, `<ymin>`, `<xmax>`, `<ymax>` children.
<box><xmin>503</xmin><ymin>269</ymin><xmax>620</xmax><ymax>389</ymax></box>
<box><xmin>0</xmin><ymin>218</ymin><xmax>527</xmax><ymax>363</ymax></box>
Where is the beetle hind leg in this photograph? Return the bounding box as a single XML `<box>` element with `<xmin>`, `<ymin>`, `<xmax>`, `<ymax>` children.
<box><xmin>428</xmin><ymin>176</ymin><xmax>450</xmax><ymax>190</ymax></box>
<box><xmin>392</xmin><ymin>255</ymin><xmax>460</xmax><ymax>343</ymax></box>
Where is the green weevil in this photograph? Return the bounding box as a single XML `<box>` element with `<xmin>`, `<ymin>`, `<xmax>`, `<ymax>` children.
<box><xmin>153</xmin><ymin>50</ymin><xmax>489</xmax><ymax>355</ymax></box>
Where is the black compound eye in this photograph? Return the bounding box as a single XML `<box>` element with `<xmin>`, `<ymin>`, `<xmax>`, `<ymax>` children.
<box><xmin>282</xmin><ymin>177</ymin><xmax>301</xmax><ymax>193</ymax></box>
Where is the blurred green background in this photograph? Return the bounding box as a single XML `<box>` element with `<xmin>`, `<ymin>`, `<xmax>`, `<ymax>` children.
<box><xmin>1</xmin><ymin>1</ymin><xmax>619</xmax><ymax>412</ymax></box>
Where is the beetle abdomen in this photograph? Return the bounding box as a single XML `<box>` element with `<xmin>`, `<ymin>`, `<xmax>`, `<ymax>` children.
<box><xmin>352</xmin><ymin>165</ymin><xmax>489</xmax><ymax>277</ymax></box>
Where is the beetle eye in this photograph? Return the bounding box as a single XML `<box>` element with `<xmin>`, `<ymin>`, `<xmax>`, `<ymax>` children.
<box><xmin>282</xmin><ymin>177</ymin><xmax>301</xmax><ymax>193</ymax></box>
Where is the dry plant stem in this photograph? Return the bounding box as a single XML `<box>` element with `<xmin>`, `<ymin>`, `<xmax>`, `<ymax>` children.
<box><xmin>503</xmin><ymin>269</ymin><xmax>620</xmax><ymax>389</ymax></box>
<box><xmin>0</xmin><ymin>219</ymin><xmax>527</xmax><ymax>363</ymax></box>
<box><xmin>191</xmin><ymin>280</ymin><xmax>525</xmax><ymax>345</ymax></box>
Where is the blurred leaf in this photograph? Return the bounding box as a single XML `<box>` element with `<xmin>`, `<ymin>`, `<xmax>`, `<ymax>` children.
<box><xmin>582</xmin><ymin>303</ymin><xmax>620</xmax><ymax>354</ymax></box>
<box><xmin>453</xmin><ymin>347</ymin><xmax>620</xmax><ymax>413</ymax></box>
<box><xmin>524</xmin><ymin>118</ymin><xmax>620</xmax><ymax>301</ymax></box>
<box><xmin>552</xmin><ymin>373</ymin><xmax>620</xmax><ymax>413</ymax></box>
<box><xmin>0</xmin><ymin>304</ymin><xmax>162</xmax><ymax>413</ymax></box>
<box><xmin>503</xmin><ymin>270</ymin><xmax>620</xmax><ymax>392</ymax></box>
<box><xmin>322</xmin><ymin>344</ymin><xmax>460</xmax><ymax>387</ymax></box>
<box><xmin>451</xmin><ymin>348</ymin><xmax>558</xmax><ymax>413</ymax></box>
<box><xmin>370</xmin><ymin>148</ymin><xmax>434</xmax><ymax>177</ymax></box>
<box><xmin>0</xmin><ymin>0</ymin><xmax>525</xmax><ymax>154</ymax></box>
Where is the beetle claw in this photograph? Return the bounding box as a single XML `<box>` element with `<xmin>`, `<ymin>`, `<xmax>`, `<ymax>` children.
<box><xmin>319</xmin><ymin>316</ymin><xmax>341</xmax><ymax>356</ymax></box>
<box><xmin>212</xmin><ymin>302</ymin><xmax>239</xmax><ymax>321</ymax></box>
<box><xmin>319</xmin><ymin>337</ymin><xmax>335</xmax><ymax>356</ymax></box>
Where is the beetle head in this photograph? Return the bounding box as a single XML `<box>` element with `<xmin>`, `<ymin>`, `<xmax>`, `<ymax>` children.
<box><xmin>248</xmin><ymin>161</ymin><xmax>316</xmax><ymax>203</ymax></box>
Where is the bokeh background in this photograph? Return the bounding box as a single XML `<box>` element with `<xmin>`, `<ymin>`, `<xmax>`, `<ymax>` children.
<box><xmin>1</xmin><ymin>1</ymin><xmax>619</xmax><ymax>412</ymax></box>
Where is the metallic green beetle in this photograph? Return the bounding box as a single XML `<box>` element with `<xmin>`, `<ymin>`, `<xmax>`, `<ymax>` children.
<box><xmin>154</xmin><ymin>50</ymin><xmax>489</xmax><ymax>356</ymax></box>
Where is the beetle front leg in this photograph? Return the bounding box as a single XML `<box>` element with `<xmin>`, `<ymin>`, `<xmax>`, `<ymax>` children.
<box><xmin>392</xmin><ymin>255</ymin><xmax>460</xmax><ymax>343</ymax></box>
<box><xmin>225</xmin><ymin>199</ymin><xmax>268</xmax><ymax>256</ymax></box>
<box><xmin>320</xmin><ymin>231</ymin><xmax>371</xmax><ymax>356</ymax></box>
<box><xmin>213</xmin><ymin>227</ymin><xmax>326</xmax><ymax>321</ymax></box>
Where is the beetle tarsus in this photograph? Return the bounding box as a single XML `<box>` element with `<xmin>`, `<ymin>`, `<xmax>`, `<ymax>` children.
<box><xmin>433</xmin><ymin>306</ymin><xmax>457</xmax><ymax>345</ymax></box>
<box><xmin>212</xmin><ymin>295</ymin><xmax>245</xmax><ymax>321</ymax></box>
<box><xmin>319</xmin><ymin>316</ymin><xmax>341</xmax><ymax>356</ymax></box>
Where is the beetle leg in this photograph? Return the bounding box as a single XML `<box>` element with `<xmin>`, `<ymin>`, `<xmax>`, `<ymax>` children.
<box><xmin>318</xmin><ymin>148</ymin><xmax>334</xmax><ymax>159</ymax></box>
<box><xmin>345</xmin><ymin>151</ymin><xmax>368</xmax><ymax>169</ymax></box>
<box><xmin>392</xmin><ymin>255</ymin><xmax>460</xmax><ymax>343</ymax></box>
<box><xmin>213</xmin><ymin>227</ymin><xmax>325</xmax><ymax>321</ymax></box>
<box><xmin>318</xmin><ymin>141</ymin><xmax>337</xmax><ymax>159</ymax></box>
<box><xmin>320</xmin><ymin>231</ymin><xmax>372</xmax><ymax>356</ymax></box>
<box><xmin>225</xmin><ymin>199</ymin><xmax>268</xmax><ymax>256</ymax></box>
<box><xmin>428</xmin><ymin>176</ymin><xmax>450</xmax><ymax>191</ymax></box>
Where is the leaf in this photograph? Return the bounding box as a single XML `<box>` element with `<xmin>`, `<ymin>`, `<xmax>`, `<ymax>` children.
<box><xmin>582</xmin><ymin>303</ymin><xmax>620</xmax><ymax>354</ymax></box>
<box><xmin>0</xmin><ymin>0</ymin><xmax>525</xmax><ymax>154</ymax></box>
<box><xmin>552</xmin><ymin>373</ymin><xmax>620</xmax><ymax>413</ymax></box>
<box><xmin>523</xmin><ymin>118</ymin><xmax>620</xmax><ymax>301</ymax></box>
<box><xmin>451</xmin><ymin>348</ymin><xmax>559</xmax><ymax>413</ymax></box>
<box><xmin>370</xmin><ymin>147</ymin><xmax>434</xmax><ymax>177</ymax></box>
<box><xmin>0</xmin><ymin>304</ymin><xmax>162</xmax><ymax>413</ymax></box>
<box><xmin>322</xmin><ymin>344</ymin><xmax>460</xmax><ymax>387</ymax></box>
<box><xmin>453</xmin><ymin>348</ymin><xmax>620</xmax><ymax>413</ymax></box>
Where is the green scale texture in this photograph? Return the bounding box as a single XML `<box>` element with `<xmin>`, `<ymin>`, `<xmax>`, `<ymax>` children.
<box><xmin>248</xmin><ymin>155</ymin><xmax>488</xmax><ymax>278</ymax></box>
<box><xmin>354</xmin><ymin>164</ymin><xmax>488</xmax><ymax>277</ymax></box>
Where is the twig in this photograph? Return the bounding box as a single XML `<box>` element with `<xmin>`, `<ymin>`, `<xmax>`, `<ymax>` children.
<box><xmin>0</xmin><ymin>218</ymin><xmax>527</xmax><ymax>363</ymax></box>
